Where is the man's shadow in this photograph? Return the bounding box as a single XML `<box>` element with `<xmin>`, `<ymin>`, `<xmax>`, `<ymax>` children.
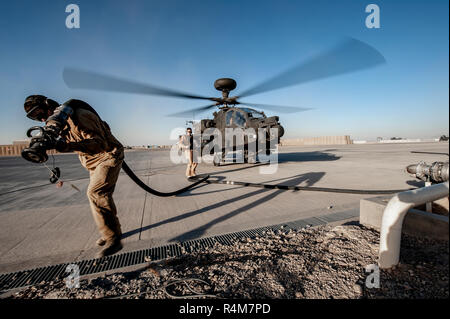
<box><xmin>121</xmin><ymin>171</ymin><xmax>325</xmax><ymax>241</ymax></box>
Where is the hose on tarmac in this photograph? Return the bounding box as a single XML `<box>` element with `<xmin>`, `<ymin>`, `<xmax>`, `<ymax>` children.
<box><xmin>121</xmin><ymin>161</ymin><xmax>209</xmax><ymax>197</ymax></box>
<box><xmin>190</xmin><ymin>175</ymin><xmax>415</xmax><ymax>195</ymax></box>
<box><xmin>0</xmin><ymin>162</ymin><xmax>413</xmax><ymax>197</ymax></box>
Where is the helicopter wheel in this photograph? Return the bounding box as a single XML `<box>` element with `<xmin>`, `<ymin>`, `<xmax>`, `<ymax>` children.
<box><xmin>266</xmin><ymin>139</ymin><xmax>271</xmax><ymax>155</ymax></box>
<box><xmin>213</xmin><ymin>152</ymin><xmax>222</xmax><ymax>166</ymax></box>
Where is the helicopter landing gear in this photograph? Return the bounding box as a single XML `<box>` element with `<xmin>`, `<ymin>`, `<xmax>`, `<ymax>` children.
<box><xmin>244</xmin><ymin>151</ymin><xmax>258</xmax><ymax>164</ymax></box>
<box><xmin>213</xmin><ymin>155</ymin><xmax>220</xmax><ymax>166</ymax></box>
<box><xmin>244</xmin><ymin>147</ymin><xmax>258</xmax><ymax>164</ymax></box>
<box><xmin>244</xmin><ymin>149</ymin><xmax>249</xmax><ymax>164</ymax></box>
<box><xmin>213</xmin><ymin>150</ymin><xmax>225</xmax><ymax>166</ymax></box>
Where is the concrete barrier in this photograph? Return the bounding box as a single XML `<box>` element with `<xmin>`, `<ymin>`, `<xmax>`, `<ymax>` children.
<box><xmin>281</xmin><ymin>135</ymin><xmax>352</xmax><ymax>146</ymax></box>
<box><xmin>360</xmin><ymin>195</ymin><xmax>449</xmax><ymax>241</ymax></box>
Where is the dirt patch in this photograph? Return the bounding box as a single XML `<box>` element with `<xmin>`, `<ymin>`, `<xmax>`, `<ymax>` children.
<box><xmin>6</xmin><ymin>224</ymin><xmax>449</xmax><ymax>299</ymax></box>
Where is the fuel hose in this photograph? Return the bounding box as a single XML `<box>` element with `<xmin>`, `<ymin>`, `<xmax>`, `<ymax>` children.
<box><xmin>121</xmin><ymin>161</ymin><xmax>209</xmax><ymax>197</ymax></box>
<box><xmin>190</xmin><ymin>175</ymin><xmax>415</xmax><ymax>195</ymax></box>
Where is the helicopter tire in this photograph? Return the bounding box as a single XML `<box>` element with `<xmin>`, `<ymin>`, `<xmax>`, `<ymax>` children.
<box><xmin>243</xmin><ymin>137</ymin><xmax>248</xmax><ymax>163</ymax></box>
<box><xmin>244</xmin><ymin>151</ymin><xmax>258</xmax><ymax>164</ymax></box>
<box><xmin>266</xmin><ymin>139</ymin><xmax>271</xmax><ymax>156</ymax></box>
<box><xmin>213</xmin><ymin>151</ymin><xmax>223</xmax><ymax>166</ymax></box>
<box><xmin>244</xmin><ymin>136</ymin><xmax>258</xmax><ymax>163</ymax></box>
<box><xmin>213</xmin><ymin>154</ymin><xmax>220</xmax><ymax>166</ymax></box>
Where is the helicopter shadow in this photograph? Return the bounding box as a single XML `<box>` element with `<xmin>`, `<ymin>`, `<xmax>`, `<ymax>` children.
<box><xmin>121</xmin><ymin>172</ymin><xmax>325</xmax><ymax>241</ymax></box>
<box><xmin>205</xmin><ymin>150</ymin><xmax>340</xmax><ymax>167</ymax></box>
<box><xmin>175</xmin><ymin>162</ymin><xmax>270</xmax><ymax>195</ymax></box>
<box><xmin>176</xmin><ymin>175</ymin><xmax>248</xmax><ymax>197</ymax></box>
<box><xmin>173</xmin><ymin>162</ymin><xmax>272</xmax><ymax>195</ymax></box>
<box><xmin>193</xmin><ymin>150</ymin><xmax>338</xmax><ymax>179</ymax></box>
<box><xmin>168</xmin><ymin>171</ymin><xmax>325</xmax><ymax>242</ymax></box>
<box><xmin>277</xmin><ymin>151</ymin><xmax>341</xmax><ymax>163</ymax></box>
<box><xmin>172</xmin><ymin>150</ymin><xmax>338</xmax><ymax>196</ymax></box>
<box><xmin>179</xmin><ymin>169</ymin><xmax>326</xmax><ymax>197</ymax></box>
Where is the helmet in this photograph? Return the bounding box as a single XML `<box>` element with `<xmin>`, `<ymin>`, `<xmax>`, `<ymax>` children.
<box><xmin>24</xmin><ymin>95</ymin><xmax>59</xmax><ymax>121</ymax></box>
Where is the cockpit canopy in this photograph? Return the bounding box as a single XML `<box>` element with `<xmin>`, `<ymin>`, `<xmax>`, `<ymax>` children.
<box><xmin>239</xmin><ymin>107</ymin><xmax>265</xmax><ymax>119</ymax></box>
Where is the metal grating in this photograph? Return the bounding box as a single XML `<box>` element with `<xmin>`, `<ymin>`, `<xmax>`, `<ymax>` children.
<box><xmin>0</xmin><ymin>209</ymin><xmax>358</xmax><ymax>292</ymax></box>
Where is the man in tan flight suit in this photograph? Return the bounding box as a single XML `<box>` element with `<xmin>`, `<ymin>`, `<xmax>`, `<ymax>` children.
<box><xmin>180</xmin><ymin>127</ymin><xmax>198</xmax><ymax>178</ymax></box>
<box><xmin>24</xmin><ymin>95</ymin><xmax>124</xmax><ymax>257</ymax></box>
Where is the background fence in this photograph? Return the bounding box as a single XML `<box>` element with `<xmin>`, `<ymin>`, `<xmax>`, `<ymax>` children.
<box><xmin>280</xmin><ymin>136</ymin><xmax>352</xmax><ymax>146</ymax></box>
<box><xmin>0</xmin><ymin>143</ymin><xmax>58</xmax><ymax>157</ymax></box>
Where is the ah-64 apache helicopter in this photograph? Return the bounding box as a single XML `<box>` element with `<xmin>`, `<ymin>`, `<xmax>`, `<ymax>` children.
<box><xmin>63</xmin><ymin>37</ymin><xmax>385</xmax><ymax>165</ymax></box>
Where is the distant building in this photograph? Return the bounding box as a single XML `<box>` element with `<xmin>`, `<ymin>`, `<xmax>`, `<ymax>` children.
<box><xmin>13</xmin><ymin>140</ymin><xmax>30</xmax><ymax>145</ymax></box>
<box><xmin>0</xmin><ymin>142</ymin><xmax>28</xmax><ymax>156</ymax></box>
<box><xmin>1</xmin><ymin>140</ymin><xmax>58</xmax><ymax>157</ymax></box>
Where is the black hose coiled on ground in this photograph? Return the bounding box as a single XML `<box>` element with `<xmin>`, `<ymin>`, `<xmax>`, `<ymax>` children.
<box><xmin>121</xmin><ymin>161</ymin><xmax>209</xmax><ymax>197</ymax></box>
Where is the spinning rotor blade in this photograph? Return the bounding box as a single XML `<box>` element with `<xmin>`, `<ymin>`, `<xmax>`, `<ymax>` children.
<box><xmin>166</xmin><ymin>103</ymin><xmax>218</xmax><ymax>118</ymax></box>
<box><xmin>238</xmin><ymin>37</ymin><xmax>386</xmax><ymax>98</ymax></box>
<box><xmin>63</xmin><ymin>68</ymin><xmax>215</xmax><ymax>101</ymax></box>
<box><xmin>238</xmin><ymin>102</ymin><xmax>314</xmax><ymax>113</ymax></box>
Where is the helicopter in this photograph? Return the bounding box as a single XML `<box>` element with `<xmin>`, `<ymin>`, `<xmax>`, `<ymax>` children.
<box><xmin>170</xmin><ymin>77</ymin><xmax>290</xmax><ymax>165</ymax></box>
<box><xmin>62</xmin><ymin>37</ymin><xmax>385</xmax><ymax>165</ymax></box>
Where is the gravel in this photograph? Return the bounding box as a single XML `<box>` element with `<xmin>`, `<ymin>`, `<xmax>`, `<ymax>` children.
<box><xmin>6</xmin><ymin>224</ymin><xmax>449</xmax><ymax>299</ymax></box>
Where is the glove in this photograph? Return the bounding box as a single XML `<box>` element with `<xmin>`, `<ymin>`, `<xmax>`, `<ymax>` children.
<box><xmin>55</xmin><ymin>138</ymin><xmax>71</xmax><ymax>152</ymax></box>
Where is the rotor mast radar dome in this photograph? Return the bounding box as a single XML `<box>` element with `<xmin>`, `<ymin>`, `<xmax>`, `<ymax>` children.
<box><xmin>214</xmin><ymin>78</ymin><xmax>237</xmax><ymax>100</ymax></box>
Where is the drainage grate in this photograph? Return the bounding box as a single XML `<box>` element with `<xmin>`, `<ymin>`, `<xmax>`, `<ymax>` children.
<box><xmin>0</xmin><ymin>209</ymin><xmax>358</xmax><ymax>292</ymax></box>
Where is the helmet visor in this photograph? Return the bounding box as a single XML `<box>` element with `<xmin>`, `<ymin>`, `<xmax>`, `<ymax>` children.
<box><xmin>26</xmin><ymin>105</ymin><xmax>48</xmax><ymax>121</ymax></box>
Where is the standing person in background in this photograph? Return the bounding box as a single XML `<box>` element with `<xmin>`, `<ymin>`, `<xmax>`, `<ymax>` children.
<box><xmin>181</xmin><ymin>127</ymin><xmax>198</xmax><ymax>178</ymax></box>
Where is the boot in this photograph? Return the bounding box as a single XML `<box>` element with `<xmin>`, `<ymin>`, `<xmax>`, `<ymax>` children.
<box><xmin>97</xmin><ymin>229</ymin><xmax>122</xmax><ymax>246</ymax></box>
<box><xmin>96</xmin><ymin>237</ymin><xmax>122</xmax><ymax>258</ymax></box>
<box><xmin>96</xmin><ymin>238</ymin><xmax>106</xmax><ymax>246</ymax></box>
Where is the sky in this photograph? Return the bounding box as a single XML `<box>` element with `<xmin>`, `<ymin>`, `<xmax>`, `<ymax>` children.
<box><xmin>0</xmin><ymin>0</ymin><xmax>448</xmax><ymax>145</ymax></box>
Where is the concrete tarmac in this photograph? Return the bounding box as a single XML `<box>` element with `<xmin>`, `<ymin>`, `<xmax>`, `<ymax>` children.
<box><xmin>0</xmin><ymin>142</ymin><xmax>448</xmax><ymax>273</ymax></box>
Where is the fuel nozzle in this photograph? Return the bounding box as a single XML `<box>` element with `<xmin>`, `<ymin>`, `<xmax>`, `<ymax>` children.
<box><xmin>406</xmin><ymin>161</ymin><xmax>449</xmax><ymax>183</ymax></box>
